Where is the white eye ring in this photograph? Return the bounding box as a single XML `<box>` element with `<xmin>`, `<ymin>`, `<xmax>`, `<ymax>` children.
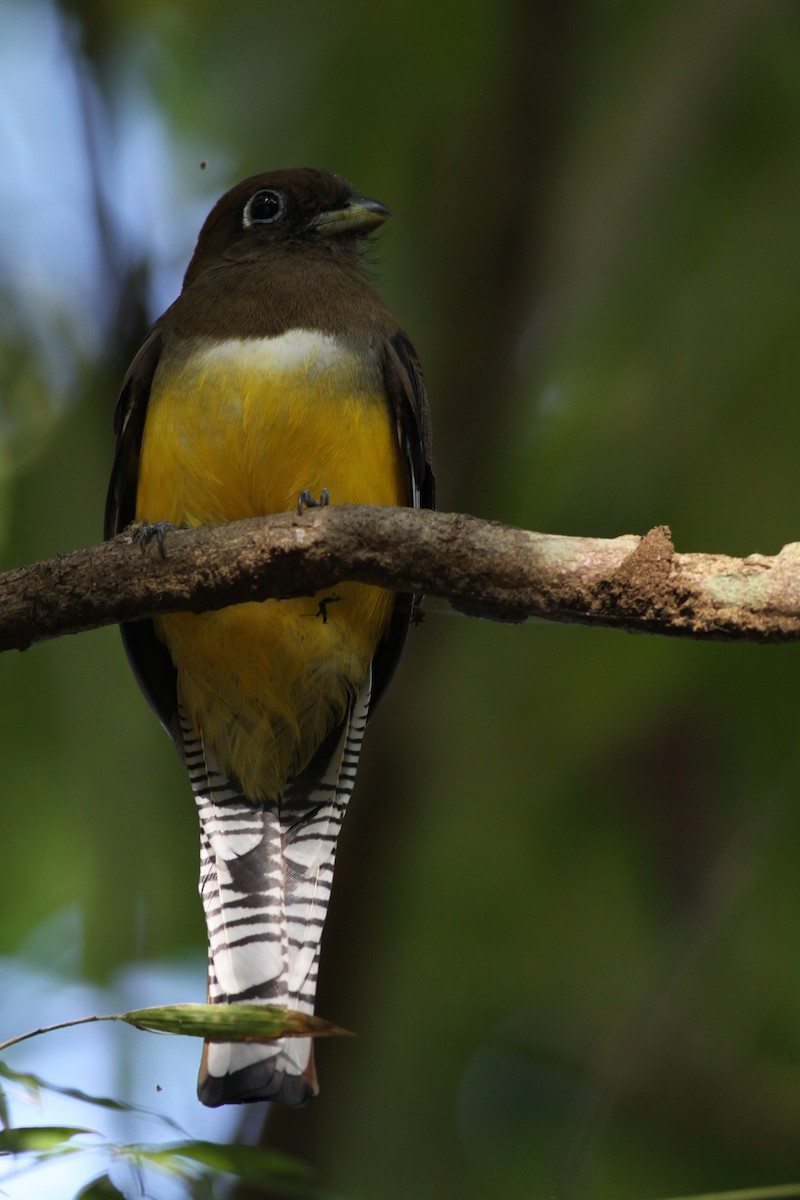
<box><xmin>243</xmin><ymin>189</ymin><xmax>285</xmax><ymax>227</ymax></box>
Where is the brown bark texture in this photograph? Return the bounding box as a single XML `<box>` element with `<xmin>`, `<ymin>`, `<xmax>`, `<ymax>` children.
<box><xmin>2</xmin><ymin>506</ymin><xmax>800</xmax><ymax>652</ymax></box>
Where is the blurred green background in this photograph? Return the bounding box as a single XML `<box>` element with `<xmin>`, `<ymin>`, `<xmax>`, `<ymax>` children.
<box><xmin>2</xmin><ymin>1</ymin><xmax>800</xmax><ymax>1197</ymax></box>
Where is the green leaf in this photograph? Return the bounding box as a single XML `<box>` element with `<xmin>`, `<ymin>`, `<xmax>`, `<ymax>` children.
<box><xmin>74</xmin><ymin>1175</ymin><xmax>128</xmax><ymax>1199</ymax></box>
<box><xmin>0</xmin><ymin>1059</ymin><xmax>188</xmax><ymax>1135</ymax></box>
<box><xmin>0</xmin><ymin>1125</ymin><xmax>94</xmax><ymax>1155</ymax></box>
<box><xmin>0</xmin><ymin>1059</ymin><xmax>44</xmax><ymax>1096</ymax></box>
<box><xmin>659</xmin><ymin>1187</ymin><xmax>800</xmax><ymax>1200</ymax></box>
<box><xmin>118</xmin><ymin>1002</ymin><xmax>352</xmax><ymax>1043</ymax></box>
<box><xmin>0</xmin><ymin>1004</ymin><xmax>351</xmax><ymax>1056</ymax></box>
<box><xmin>144</xmin><ymin>1138</ymin><xmax>311</xmax><ymax>1185</ymax></box>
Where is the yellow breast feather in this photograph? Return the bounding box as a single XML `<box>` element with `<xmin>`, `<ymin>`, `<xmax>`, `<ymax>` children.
<box><xmin>136</xmin><ymin>332</ymin><xmax>405</xmax><ymax>800</ymax></box>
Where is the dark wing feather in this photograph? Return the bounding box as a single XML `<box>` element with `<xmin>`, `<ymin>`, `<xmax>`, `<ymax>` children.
<box><xmin>104</xmin><ymin>331</ymin><xmax>162</xmax><ymax>535</ymax></box>
<box><xmin>104</xmin><ymin>331</ymin><xmax>179</xmax><ymax>735</ymax></box>
<box><xmin>370</xmin><ymin>332</ymin><xmax>436</xmax><ymax>712</ymax></box>
<box><xmin>384</xmin><ymin>333</ymin><xmax>435</xmax><ymax>511</ymax></box>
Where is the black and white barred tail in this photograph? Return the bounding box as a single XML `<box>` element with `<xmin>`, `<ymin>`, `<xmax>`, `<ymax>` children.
<box><xmin>180</xmin><ymin>674</ymin><xmax>371</xmax><ymax>1107</ymax></box>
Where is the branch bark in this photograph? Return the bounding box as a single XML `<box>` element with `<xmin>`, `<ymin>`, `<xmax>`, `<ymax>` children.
<box><xmin>2</xmin><ymin>506</ymin><xmax>800</xmax><ymax>653</ymax></box>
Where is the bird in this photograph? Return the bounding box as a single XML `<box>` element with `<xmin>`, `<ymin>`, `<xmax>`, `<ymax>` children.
<box><xmin>104</xmin><ymin>168</ymin><xmax>434</xmax><ymax>1108</ymax></box>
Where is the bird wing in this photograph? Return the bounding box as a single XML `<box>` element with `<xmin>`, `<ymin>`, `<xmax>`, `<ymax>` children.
<box><xmin>368</xmin><ymin>332</ymin><xmax>436</xmax><ymax>712</ymax></box>
<box><xmin>104</xmin><ymin>329</ymin><xmax>180</xmax><ymax>736</ymax></box>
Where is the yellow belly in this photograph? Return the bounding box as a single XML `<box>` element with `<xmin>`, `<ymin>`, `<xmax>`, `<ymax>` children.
<box><xmin>136</xmin><ymin>333</ymin><xmax>405</xmax><ymax>801</ymax></box>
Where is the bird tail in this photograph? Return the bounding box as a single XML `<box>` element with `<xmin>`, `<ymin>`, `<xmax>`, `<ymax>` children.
<box><xmin>180</xmin><ymin>675</ymin><xmax>371</xmax><ymax>1108</ymax></box>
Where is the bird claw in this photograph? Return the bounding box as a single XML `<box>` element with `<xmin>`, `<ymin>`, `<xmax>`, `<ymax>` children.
<box><xmin>297</xmin><ymin>487</ymin><xmax>330</xmax><ymax>514</ymax></box>
<box><xmin>137</xmin><ymin>520</ymin><xmax>180</xmax><ymax>559</ymax></box>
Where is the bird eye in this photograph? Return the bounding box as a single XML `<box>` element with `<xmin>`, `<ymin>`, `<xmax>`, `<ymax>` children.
<box><xmin>243</xmin><ymin>189</ymin><xmax>285</xmax><ymax>226</ymax></box>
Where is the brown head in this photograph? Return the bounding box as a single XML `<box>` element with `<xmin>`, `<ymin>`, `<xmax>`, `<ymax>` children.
<box><xmin>182</xmin><ymin>168</ymin><xmax>392</xmax><ymax>289</ymax></box>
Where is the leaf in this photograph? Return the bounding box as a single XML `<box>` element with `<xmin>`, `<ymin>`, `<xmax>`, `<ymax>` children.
<box><xmin>0</xmin><ymin>1060</ymin><xmax>44</xmax><ymax>1096</ymax></box>
<box><xmin>144</xmin><ymin>1138</ymin><xmax>311</xmax><ymax>1185</ymax></box>
<box><xmin>659</xmin><ymin>1187</ymin><xmax>800</xmax><ymax>1200</ymax></box>
<box><xmin>0</xmin><ymin>1125</ymin><xmax>94</xmax><ymax>1155</ymax></box>
<box><xmin>74</xmin><ymin>1175</ymin><xmax>128</xmax><ymax>1199</ymax></box>
<box><xmin>0</xmin><ymin>1004</ymin><xmax>351</xmax><ymax>1056</ymax></box>
<box><xmin>117</xmin><ymin>1002</ymin><xmax>352</xmax><ymax>1043</ymax></box>
<box><xmin>0</xmin><ymin>1058</ymin><xmax>132</xmax><ymax>1110</ymax></box>
<box><xmin>0</xmin><ymin>1059</ymin><xmax>188</xmax><ymax>1136</ymax></box>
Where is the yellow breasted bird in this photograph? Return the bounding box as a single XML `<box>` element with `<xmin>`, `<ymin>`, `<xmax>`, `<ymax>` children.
<box><xmin>105</xmin><ymin>169</ymin><xmax>434</xmax><ymax>1107</ymax></box>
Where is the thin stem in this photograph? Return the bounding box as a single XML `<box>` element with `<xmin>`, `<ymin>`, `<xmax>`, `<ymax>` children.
<box><xmin>0</xmin><ymin>1014</ymin><xmax>108</xmax><ymax>1054</ymax></box>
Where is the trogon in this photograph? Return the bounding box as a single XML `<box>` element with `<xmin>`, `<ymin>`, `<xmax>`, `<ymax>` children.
<box><xmin>104</xmin><ymin>169</ymin><xmax>434</xmax><ymax>1108</ymax></box>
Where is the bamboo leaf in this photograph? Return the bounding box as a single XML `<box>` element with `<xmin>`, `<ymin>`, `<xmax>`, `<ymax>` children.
<box><xmin>659</xmin><ymin>1186</ymin><xmax>800</xmax><ymax>1200</ymax></box>
<box><xmin>0</xmin><ymin>1059</ymin><xmax>188</xmax><ymax>1135</ymax></box>
<box><xmin>143</xmin><ymin>1138</ymin><xmax>311</xmax><ymax>1184</ymax></box>
<box><xmin>0</xmin><ymin>1003</ymin><xmax>351</xmax><ymax>1056</ymax></box>
<box><xmin>0</xmin><ymin>1125</ymin><xmax>94</xmax><ymax>1155</ymax></box>
<box><xmin>117</xmin><ymin>1002</ymin><xmax>352</xmax><ymax>1043</ymax></box>
<box><xmin>74</xmin><ymin>1175</ymin><xmax>128</xmax><ymax>1199</ymax></box>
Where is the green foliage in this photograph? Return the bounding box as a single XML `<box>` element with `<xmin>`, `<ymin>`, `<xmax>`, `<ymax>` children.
<box><xmin>661</xmin><ymin>1189</ymin><xmax>800</xmax><ymax>1200</ymax></box>
<box><xmin>0</xmin><ymin>1060</ymin><xmax>313</xmax><ymax>1198</ymax></box>
<box><xmin>74</xmin><ymin>1177</ymin><xmax>128</xmax><ymax>1200</ymax></box>
<box><xmin>0</xmin><ymin>1125</ymin><xmax>95</xmax><ymax>1153</ymax></box>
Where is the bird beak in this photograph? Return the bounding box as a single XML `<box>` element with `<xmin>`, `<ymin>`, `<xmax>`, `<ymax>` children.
<box><xmin>311</xmin><ymin>195</ymin><xmax>392</xmax><ymax>235</ymax></box>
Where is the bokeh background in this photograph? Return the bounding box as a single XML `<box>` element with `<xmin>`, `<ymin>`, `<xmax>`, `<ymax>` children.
<box><xmin>2</xmin><ymin>1</ymin><xmax>800</xmax><ymax>1197</ymax></box>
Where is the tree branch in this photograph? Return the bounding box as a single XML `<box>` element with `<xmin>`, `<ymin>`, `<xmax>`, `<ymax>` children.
<box><xmin>2</xmin><ymin>506</ymin><xmax>800</xmax><ymax>653</ymax></box>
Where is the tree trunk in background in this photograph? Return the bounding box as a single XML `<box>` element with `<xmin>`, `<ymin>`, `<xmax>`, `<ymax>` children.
<box><xmin>241</xmin><ymin>3</ymin><xmax>574</xmax><ymax>1192</ymax></box>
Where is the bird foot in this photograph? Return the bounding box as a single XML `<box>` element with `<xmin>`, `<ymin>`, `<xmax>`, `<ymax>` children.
<box><xmin>137</xmin><ymin>520</ymin><xmax>182</xmax><ymax>558</ymax></box>
<box><xmin>297</xmin><ymin>487</ymin><xmax>330</xmax><ymax>514</ymax></box>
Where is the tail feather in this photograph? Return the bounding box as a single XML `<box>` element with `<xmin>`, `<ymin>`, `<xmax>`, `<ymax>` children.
<box><xmin>181</xmin><ymin>674</ymin><xmax>371</xmax><ymax>1108</ymax></box>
